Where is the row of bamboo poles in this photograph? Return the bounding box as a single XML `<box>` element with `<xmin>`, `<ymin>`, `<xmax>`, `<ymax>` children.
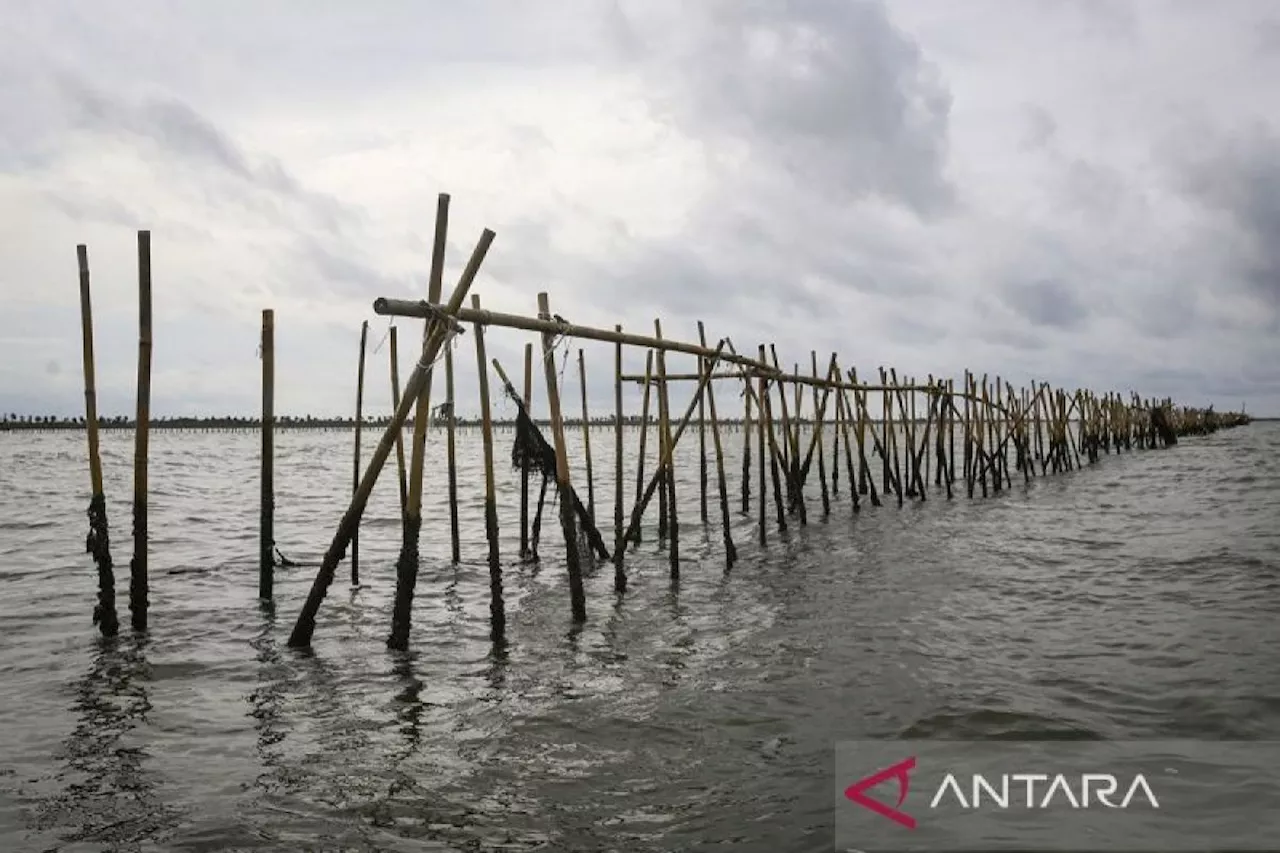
<box><xmin>73</xmin><ymin>196</ymin><xmax>1251</xmax><ymax>647</ymax></box>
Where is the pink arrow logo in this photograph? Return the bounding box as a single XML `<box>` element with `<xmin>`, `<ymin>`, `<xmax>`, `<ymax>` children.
<box><xmin>844</xmin><ymin>756</ymin><xmax>917</xmax><ymax>829</ymax></box>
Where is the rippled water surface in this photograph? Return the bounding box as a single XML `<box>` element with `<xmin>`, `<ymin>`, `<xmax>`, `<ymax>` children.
<box><xmin>1</xmin><ymin>422</ymin><xmax>1278</xmax><ymax>851</ymax></box>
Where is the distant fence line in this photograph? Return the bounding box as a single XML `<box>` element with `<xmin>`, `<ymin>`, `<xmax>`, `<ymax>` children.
<box><xmin>64</xmin><ymin>192</ymin><xmax>1253</xmax><ymax>657</ymax></box>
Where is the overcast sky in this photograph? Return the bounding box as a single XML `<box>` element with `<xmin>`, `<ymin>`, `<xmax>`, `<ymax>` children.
<box><xmin>2</xmin><ymin>0</ymin><xmax>1278</xmax><ymax>419</ymax></box>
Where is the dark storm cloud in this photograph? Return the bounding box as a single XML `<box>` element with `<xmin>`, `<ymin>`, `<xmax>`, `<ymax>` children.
<box><xmin>1176</xmin><ymin>124</ymin><xmax>1280</xmax><ymax>310</ymax></box>
<box><xmin>619</xmin><ymin>0</ymin><xmax>954</xmax><ymax>217</ymax></box>
<box><xmin>1000</xmin><ymin>277</ymin><xmax>1091</xmax><ymax>330</ymax></box>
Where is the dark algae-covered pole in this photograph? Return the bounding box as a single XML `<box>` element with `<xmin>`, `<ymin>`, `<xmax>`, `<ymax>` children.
<box><xmin>131</xmin><ymin>230</ymin><xmax>152</xmax><ymax>634</ymax></box>
<box><xmin>77</xmin><ymin>244</ymin><xmax>118</xmax><ymax>638</ymax></box>
<box><xmin>352</xmin><ymin>318</ymin><xmax>368</xmax><ymax>587</ymax></box>
<box><xmin>260</xmin><ymin>309</ymin><xmax>275</xmax><ymax>602</ymax></box>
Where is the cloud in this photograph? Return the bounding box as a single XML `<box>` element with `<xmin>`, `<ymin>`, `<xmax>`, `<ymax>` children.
<box><xmin>1173</xmin><ymin>122</ymin><xmax>1280</xmax><ymax>311</ymax></box>
<box><xmin>0</xmin><ymin>0</ymin><xmax>1278</xmax><ymax>421</ymax></box>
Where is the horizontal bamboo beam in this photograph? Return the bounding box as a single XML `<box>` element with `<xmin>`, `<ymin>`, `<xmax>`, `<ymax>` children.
<box><xmin>373</xmin><ymin>299</ymin><xmax>944</xmax><ymax>397</ymax></box>
<box><xmin>622</xmin><ymin>372</ymin><xmax>939</xmax><ymax>394</ymax></box>
<box><xmin>373</xmin><ymin>298</ymin><xmax>1176</xmax><ymax>422</ymax></box>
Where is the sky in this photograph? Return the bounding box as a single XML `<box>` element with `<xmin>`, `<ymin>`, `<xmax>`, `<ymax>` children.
<box><xmin>2</xmin><ymin>0</ymin><xmax>1278</xmax><ymax>420</ymax></box>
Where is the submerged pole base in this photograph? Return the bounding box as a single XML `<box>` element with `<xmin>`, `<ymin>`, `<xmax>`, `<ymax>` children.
<box><xmin>387</xmin><ymin>515</ymin><xmax>423</xmax><ymax>651</ymax></box>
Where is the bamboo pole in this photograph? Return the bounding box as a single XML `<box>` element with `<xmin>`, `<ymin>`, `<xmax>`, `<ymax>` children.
<box><xmin>400</xmin><ymin>193</ymin><xmax>449</xmax><ymax>582</ymax></box>
<box><xmin>813</xmin><ymin>352</ymin><xmax>830</xmax><ymax>518</ymax></box>
<box><xmin>352</xmin><ymin>319</ymin><xmax>368</xmax><ymax>586</ymax></box>
<box><xmin>633</xmin><ymin>351</ymin><xmax>653</xmax><ymax>546</ymax></box>
<box><xmin>698</xmin><ymin>321</ymin><xmax>709</xmax><ymax>526</ymax></box>
<box><xmin>520</xmin><ymin>342</ymin><xmax>532</xmax><ymax>559</ymax></box>
<box><xmin>472</xmin><ymin>295</ymin><xmax>504</xmax><ymax>640</ymax></box>
<box><xmin>260</xmin><ymin>309</ymin><xmax>275</xmax><ymax>602</ymax></box>
<box><xmin>833</xmin><ymin>377</ymin><xmax>860</xmax><ymax>513</ymax></box>
<box><xmin>846</xmin><ymin>369</ymin><xmax>883</xmax><ymax>507</ymax></box>
<box><xmin>389</xmin><ymin>327</ymin><xmax>408</xmax><ymax>522</ymax></box>
<box><xmin>756</xmin><ymin>366</ymin><xmax>767</xmax><ymax>545</ymax></box>
<box><xmin>761</xmin><ymin>347</ymin><xmax>787</xmax><ymax>533</ymax></box>
<box><xmin>577</xmin><ymin>348</ymin><xmax>595</xmax><ymax>522</ymax></box>
<box><xmin>445</xmin><ymin>340</ymin><xmax>460</xmax><ymax>563</ymax></box>
<box><xmin>947</xmin><ymin>379</ymin><xmax>956</xmax><ymax>490</ymax></box>
<box><xmin>614</xmin><ymin>340</ymin><xmax>726</xmax><ymax>573</ymax></box>
<box><xmin>741</xmin><ymin>373</ymin><xmax>752</xmax><ymax>514</ymax></box>
<box><xmin>613</xmin><ymin>326</ymin><xmax>625</xmax><ymax>592</ymax></box>
<box><xmin>832</xmin><ymin>363</ymin><xmax>842</xmax><ymax>500</ymax></box>
<box><xmin>378</xmin><ymin>300</ymin><xmax>960</xmax><ymax>398</ymax></box>
<box><xmin>655</xmin><ymin>319</ymin><xmax>679</xmax><ymax>579</ymax></box>
<box><xmin>130</xmin><ymin>230</ymin><xmax>152</xmax><ymax>633</ymax></box>
<box><xmin>699</xmin><ymin>324</ymin><xmax>735</xmax><ymax>570</ymax></box>
<box><xmin>853</xmin><ymin>367</ymin><xmax>869</xmax><ymax>495</ymax></box>
<box><xmin>78</xmin><ymin>244</ymin><xmax>118</xmax><ymax>638</ymax></box>
<box><xmin>537</xmin><ymin>292</ymin><xmax>587</xmax><ymax>623</ymax></box>
<box><xmin>369</xmin><ymin>226</ymin><xmax>496</xmax><ymax>651</ymax></box>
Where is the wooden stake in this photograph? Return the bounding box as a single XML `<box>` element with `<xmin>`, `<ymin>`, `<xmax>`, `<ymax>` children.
<box><xmin>379</xmin><ymin>227</ymin><xmax>494</xmax><ymax>651</ymax></box>
<box><xmin>812</xmin><ymin>351</ymin><xmax>830</xmax><ymax>518</ymax></box>
<box><xmin>472</xmin><ymin>295</ymin><xmax>504</xmax><ymax>639</ymax></box>
<box><xmin>130</xmin><ymin>230</ymin><xmax>152</xmax><ymax>633</ymax></box>
<box><xmin>613</xmin><ymin>327</ymin><xmax>625</xmax><ymax>592</ymax></box>
<box><xmin>260</xmin><ymin>309</ymin><xmax>275</xmax><ymax>602</ymax></box>
<box><xmin>741</xmin><ymin>373</ymin><xmax>752</xmax><ymax>514</ymax></box>
<box><xmin>445</xmin><ymin>340</ymin><xmax>460</xmax><ymax>564</ymax></box>
<box><xmin>352</xmin><ymin>318</ymin><xmax>368</xmax><ymax>586</ymax></box>
<box><xmin>756</xmin><ymin>365</ymin><xmax>767</xmax><ymax>545</ymax></box>
<box><xmin>401</xmin><ymin>193</ymin><xmax>449</xmax><ymax>573</ymax></box>
<box><xmin>633</xmin><ymin>350</ymin><xmax>653</xmax><ymax>546</ymax></box>
<box><xmin>614</xmin><ymin>340</ymin><xmax>726</xmax><ymax>571</ymax></box>
<box><xmin>578</xmin><ymin>348</ymin><xmax>595</xmax><ymax>522</ymax></box>
<box><xmin>537</xmin><ymin>293</ymin><xmax>587</xmax><ymax>622</ymax></box>
<box><xmin>520</xmin><ymin>342</ymin><xmax>532</xmax><ymax>559</ymax></box>
<box><xmin>655</xmin><ymin>319</ymin><xmax>679</xmax><ymax>579</ymax></box>
<box><xmin>389</xmin><ymin>327</ymin><xmax>408</xmax><ymax>522</ymax></box>
<box><xmin>698</xmin><ymin>322</ymin><xmax>709</xmax><ymax>526</ymax></box>
<box><xmin>78</xmin><ymin>244</ymin><xmax>118</xmax><ymax>638</ymax></box>
<box><xmin>699</xmin><ymin>324</ymin><xmax>736</xmax><ymax>570</ymax></box>
<box><xmin>761</xmin><ymin>347</ymin><xmax>787</xmax><ymax>533</ymax></box>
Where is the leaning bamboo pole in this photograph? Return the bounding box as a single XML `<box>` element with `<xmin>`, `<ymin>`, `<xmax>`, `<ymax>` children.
<box><xmin>398</xmin><ymin>193</ymin><xmax>449</xmax><ymax>595</ymax></box>
<box><xmin>77</xmin><ymin>244</ymin><xmax>118</xmax><ymax>638</ymax></box>
<box><xmin>472</xmin><ymin>295</ymin><xmax>504</xmax><ymax>640</ymax></box>
<box><xmin>699</xmin><ymin>323</ymin><xmax>736</xmax><ymax>570</ymax></box>
<box><xmin>655</xmin><ymin>319</ymin><xmax>679</xmax><ymax>579</ymax></box>
<box><xmin>537</xmin><ymin>292</ymin><xmax>587</xmax><ymax>623</ymax></box>
<box><xmin>577</xmin><ymin>349</ymin><xmax>595</xmax><ymax>522</ymax></box>
<box><xmin>389</xmin><ymin>327</ymin><xmax>408</xmax><ymax>522</ymax></box>
<box><xmin>287</xmin><ymin>225</ymin><xmax>494</xmax><ymax>651</ymax></box>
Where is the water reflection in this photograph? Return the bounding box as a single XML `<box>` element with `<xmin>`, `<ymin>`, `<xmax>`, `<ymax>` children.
<box><xmin>249</xmin><ymin>615</ymin><xmax>287</xmax><ymax>792</ymax></box>
<box><xmin>38</xmin><ymin>637</ymin><xmax>178</xmax><ymax>847</ymax></box>
<box><xmin>486</xmin><ymin>636</ymin><xmax>510</xmax><ymax>693</ymax></box>
<box><xmin>390</xmin><ymin>651</ymin><xmax>423</xmax><ymax>757</ymax></box>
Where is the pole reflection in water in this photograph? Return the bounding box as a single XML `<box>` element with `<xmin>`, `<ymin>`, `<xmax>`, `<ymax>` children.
<box><xmin>36</xmin><ymin>637</ymin><xmax>179</xmax><ymax>847</ymax></box>
<box><xmin>249</xmin><ymin>615</ymin><xmax>288</xmax><ymax>793</ymax></box>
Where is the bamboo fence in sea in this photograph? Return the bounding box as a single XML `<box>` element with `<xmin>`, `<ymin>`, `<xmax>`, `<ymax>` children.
<box><xmin>70</xmin><ymin>194</ymin><xmax>1252</xmax><ymax>649</ymax></box>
